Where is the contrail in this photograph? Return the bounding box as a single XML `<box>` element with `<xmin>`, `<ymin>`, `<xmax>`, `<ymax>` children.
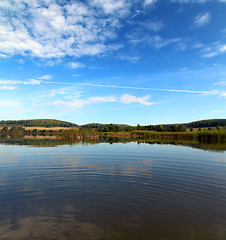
<box><xmin>44</xmin><ymin>81</ymin><xmax>219</xmax><ymax>95</ymax></box>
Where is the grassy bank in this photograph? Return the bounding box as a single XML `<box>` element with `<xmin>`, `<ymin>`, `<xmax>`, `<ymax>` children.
<box><xmin>100</xmin><ymin>129</ymin><xmax>226</xmax><ymax>143</ymax></box>
<box><xmin>56</xmin><ymin>129</ymin><xmax>99</xmax><ymax>141</ymax></box>
<box><xmin>1</xmin><ymin>127</ymin><xmax>225</xmax><ymax>143</ymax></box>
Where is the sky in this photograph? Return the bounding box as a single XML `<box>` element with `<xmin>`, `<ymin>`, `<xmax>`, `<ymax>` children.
<box><xmin>0</xmin><ymin>0</ymin><xmax>226</xmax><ymax>125</ymax></box>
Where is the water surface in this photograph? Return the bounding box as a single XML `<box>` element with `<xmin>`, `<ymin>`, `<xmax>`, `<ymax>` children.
<box><xmin>0</xmin><ymin>142</ymin><xmax>226</xmax><ymax>240</ymax></box>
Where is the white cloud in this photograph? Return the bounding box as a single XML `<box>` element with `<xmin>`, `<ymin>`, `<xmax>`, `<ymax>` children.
<box><xmin>53</xmin><ymin>99</ymin><xmax>87</xmax><ymax>108</ymax></box>
<box><xmin>49</xmin><ymin>89</ymin><xmax>57</xmax><ymax>97</ymax></box>
<box><xmin>24</xmin><ymin>78</ymin><xmax>42</xmax><ymax>85</ymax></box>
<box><xmin>0</xmin><ymin>53</ymin><xmax>7</xmax><ymax>58</ymax></box>
<box><xmin>144</xmin><ymin>0</ymin><xmax>157</xmax><ymax>6</ymax></box>
<box><xmin>126</xmin><ymin>31</ymin><xmax>181</xmax><ymax>49</ymax></box>
<box><xmin>47</xmin><ymin>81</ymin><xmax>226</xmax><ymax>97</ymax></box>
<box><xmin>72</xmin><ymin>74</ymin><xmax>81</xmax><ymax>77</ymax></box>
<box><xmin>152</xmin><ymin>36</ymin><xmax>181</xmax><ymax>49</ymax></box>
<box><xmin>17</xmin><ymin>59</ymin><xmax>24</xmax><ymax>64</ymax></box>
<box><xmin>215</xmin><ymin>81</ymin><xmax>226</xmax><ymax>86</ymax></box>
<box><xmin>53</xmin><ymin>95</ymin><xmax>116</xmax><ymax>108</ymax></box>
<box><xmin>2</xmin><ymin>0</ymin><xmax>219</xmax><ymax>63</ymax></box>
<box><xmin>42</xmin><ymin>80</ymin><xmax>226</xmax><ymax>99</ymax></box>
<box><xmin>38</xmin><ymin>87</ymin><xmax>83</xmax><ymax>99</ymax></box>
<box><xmin>220</xmin><ymin>91</ymin><xmax>226</xmax><ymax>97</ymax></box>
<box><xmin>0</xmin><ymin>75</ymin><xmax>52</xmax><ymax>89</ymax></box>
<box><xmin>202</xmin><ymin>43</ymin><xmax>226</xmax><ymax>58</ymax></box>
<box><xmin>0</xmin><ymin>85</ymin><xmax>16</xmax><ymax>90</ymax></box>
<box><xmin>63</xmin><ymin>91</ymin><xmax>83</xmax><ymax>99</ymax></box>
<box><xmin>117</xmin><ymin>54</ymin><xmax>140</xmax><ymax>63</ymax></box>
<box><xmin>38</xmin><ymin>75</ymin><xmax>52</xmax><ymax>80</ymax></box>
<box><xmin>69</xmin><ymin>62</ymin><xmax>85</xmax><ymax>69</ymax></box>
<box><xmin>202</xmin><ymin>52</ymin><xmax>218</xmax><ymax>58</ymax></box>
<box><xmin>0</xmin><ymin>0</ymin><xmax>128</xmax><ymax>60</ymax></box>
<box><xmin>92</xmin><ymin>0</ymin><xmax>129</xmax><ymax>15</ymax></box>
<box><xmin>52</xmin><ymin>93</ymin><xmax>156</xmax><ymax>108</ymax></box>
<box><xmin>171</xmin><ymin>0</ymin><xmax>208</xmax><ymax>3</ymax></box>
<box><xmin>170</xmin><ymin>0</ymin><xmax>226</xmax><ymax>3</ymax></box>
<box><xmin>174</xmin><ymin>0</ymin><xmax>226</xmax><ymax>3</ymax></box>
<box><xmin>0</xmin><ymin>80</ymin><xmax>21</xmax><ymax>85</ymax></box>
<box><xmin>193</xmin><ymin>12</ymin><xmax>210</xmax><ymax>28</ymax></box>
<box><xmin>140</xmin><ymin>20</ymin><xmax>163</xmax><ymax>32</ymax></box>
<box><xmin>89</xmin><ymin>96</ymin><xmax>116</xmax><ymax>103</ymax></box>
<box><xmin>220</xmin><ymin>45</ymin><xmax>226</xmax><ymax>52</ymax></box>
<box><xmin>120</xmin><ymin>94</ymin><xmax>155</xmax><ymax>105</ymax></box>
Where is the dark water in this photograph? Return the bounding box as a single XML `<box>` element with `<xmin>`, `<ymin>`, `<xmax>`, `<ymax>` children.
<box><xmin>0</xmin><ymin>142</ymin><xmax>226</xmax><ymax>240</ymax></box>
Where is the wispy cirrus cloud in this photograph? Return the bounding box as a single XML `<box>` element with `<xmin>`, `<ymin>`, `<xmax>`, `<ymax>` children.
<box><xmin>215</xmin><ymin>80</ymin><xmax>226</xmax><ymax>86</ymax></box>
<box><xmin>43</xmin><ymin>81</ymin><xmax>226</xmax><ymax>97</ymax></box>
<box><xmin>144</xmin><ymin>0</ymin><xmax>158</xmax><ymax>6</ymax></box>
<box><xmin>92</xmin><ymin>0</ymin><xmax>130</xmax><ymax>15</ymax></box>
<box><xmin>171</xmin><ymin>0</ymin><xmax>208</xmax><ymax>3</ymax></box>
<box><xmin>69</xmin><ymin>62</ymin><xmax>85</xmax><ymax>69</ymax></box>
<box><xmin>0</xmin><ymin>53</ymin><xmax>7</xmax><ymax>58</ymax></box>
<box><xmin>193</xmin><ymin>12</ymin><xmax>210</xmax><ymax>28</ymax></box>
<box><xmin>172</xmin><ymin>0</ymin><xmax>226</xmax><ymax>3</ymax></box>
<box><xmin>117</xmin><ymin>53</ymin><xmax>141</xmax><ymax>63</ymax></box>
<box><xmin>72</xmin><ymin>74</ymin><xmax>82</xmax><ymax>77</ymax></box>
<box><xmin>0</xmin><ymin>75</ymin><xmax>52</xmax><ymax>90</ymax></box>
<box><xmin>120</xmin><ymin>94</ymin><xmax>155</xmax><ymax>105</ymax></box>
<box><xmin>138</xmin><ymin>20</ymin><xmax>163</xmax><ymax>32</ymax></box>
<box><xmin>53</xmin><ymin>93</ymin><xmax>156</xmax><ymax>108</ymax></box>
<box><xmin>202</xmin><ymin>43</ymin><xmax>226</xmax><ymax>58</ymax></box>
<box><xmin>39</xmin><ymin>87</ymin><xmax>83</xmax><ymax>99</ymax></box>
<box><xmin>38</xmin><ymin>75</ymin><xmax>52</xmax><ymax>80</ymax></box>
<box><xmin>25</xmin><ymin>75</ymin><xmax>52</xmax><ymax>85</ymax></box>
<box><xmin>0</xmin><ymin>85</ymin><xmax>16</xmax><ymax>90</ymax></box>
<box><xmin>53</xmin><ymin>95</ymin><xmax>117</xmax><ymax>108</ymax></box>
<box><xmin>126</xmin><ymin>31</ymin><xmax>181</xmax><ymax>49</ymax></box>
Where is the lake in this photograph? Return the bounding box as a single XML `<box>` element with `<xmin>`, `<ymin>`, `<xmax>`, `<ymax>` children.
<box><xmin>0</xmin><ymin>140</ymin><xmax>226</xmax><ymax>240</ymax></box>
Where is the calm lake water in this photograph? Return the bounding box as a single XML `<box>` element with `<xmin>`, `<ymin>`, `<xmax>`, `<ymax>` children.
<box><xmin>0</xmin><ymin>141</ymin><xmax>226</xmax><ymax>240</ymax></box>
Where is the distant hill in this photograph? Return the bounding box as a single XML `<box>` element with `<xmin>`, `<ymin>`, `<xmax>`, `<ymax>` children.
<box><xmin>0</xmin><ymin>119</ymin><xmax>78</xmax><ymax>128</ymax></box>
<box><xmin>80</xmin><ymin>123</ymin><xmax>131</xmax><ymax>132</ymax></box>
<box><xmin>82</xmin><ymin>119</ymin><xmax>226</xmax><ymax>129</ymax></box>
<box><xmin>0</xmin><ymin>118</ymin><xmax>225</xmax><ymax>129</ymax></box>
<box><xmin>184</xmin><ymin>119</ymin><xmax>226</xmax><ymax>128</ymax></box>
<box><xmin>160</xmin><ymin>119</ymin><xmax>226</xmax><ymax>128</ymax></box>
<box><xmin>81</xmin><ymin>123</ymin><xmax>130</xmax><ymax>128</ymax></box>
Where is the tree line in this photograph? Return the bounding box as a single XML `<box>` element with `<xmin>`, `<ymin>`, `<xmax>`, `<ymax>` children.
<box><xmin>0</xmin><ymin>118</ymin><xmax>226</xmax><ymax>132</ymax></box>
<box><xmin>0</xmin><ymin>119</ymin><xmax>78</xmax><ymax>128</ymax></box>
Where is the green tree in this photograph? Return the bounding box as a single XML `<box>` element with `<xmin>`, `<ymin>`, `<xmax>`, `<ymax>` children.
<box><xmin>155</xmin><ymin>125</ymin><xmax>163</xmax><ymax>132</ymax></box>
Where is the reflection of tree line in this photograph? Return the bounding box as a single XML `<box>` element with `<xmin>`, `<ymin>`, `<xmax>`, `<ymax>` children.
<box><xmin>0</xmin><ymin>136</ymin><xmax>59</xmax><ymax>147</ymax></box>
<box><xmin>100</xmin><ymin>130</ymin><xmax>226</xmax><ymax>144</ymax></box>
<box><xmin>99</xmin><ymin>136</ymin><xmax>226</xmax><ymax>152</ymax></box>
<box><xmin>0</xmin><ymin>135</ymin><xmax>225</xmax><ymax>152</ymax></box>
<box><xmin>0</xmin><ymin>126</ymin><xmax>57</xmax><ymax>137</ymax></box>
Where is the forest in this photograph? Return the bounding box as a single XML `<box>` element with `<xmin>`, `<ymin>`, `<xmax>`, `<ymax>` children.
<box><xmin>0</xmin><ymin>119</ymin><xmax>78</xmax><ymax>128</ymax></box>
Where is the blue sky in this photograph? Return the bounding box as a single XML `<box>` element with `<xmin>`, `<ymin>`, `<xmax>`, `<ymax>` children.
<box><xmin>0</xmin><ymin>0</ymin><xmax>226</xmax><ymax>125</ymax></box>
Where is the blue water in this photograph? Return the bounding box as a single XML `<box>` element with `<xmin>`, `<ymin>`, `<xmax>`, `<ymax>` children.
<box><xmin>0</xmin><ymin>142</ymin><xmax>225</xmax><ymax>240</ymax></box>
